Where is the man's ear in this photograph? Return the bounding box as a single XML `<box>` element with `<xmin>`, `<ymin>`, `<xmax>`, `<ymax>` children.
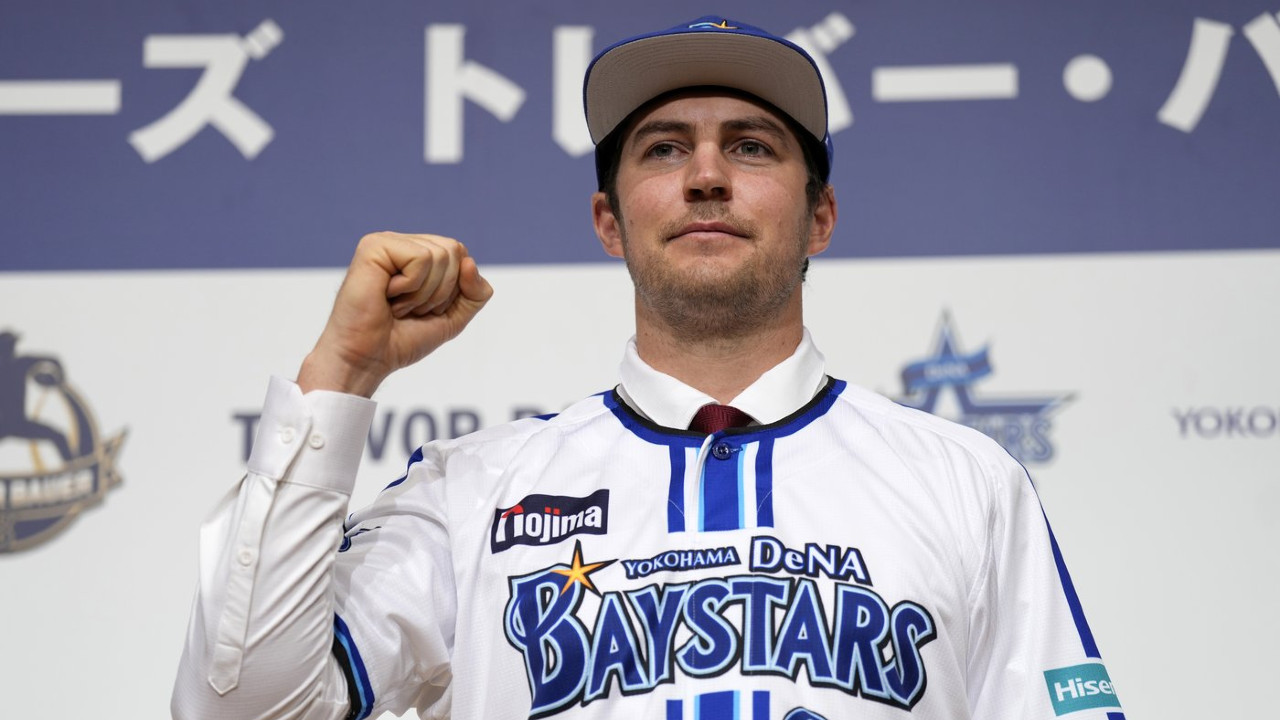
<box><xmin>592</xmin><ymin>191</ymin><xmax>625</xmax><ymax>258</ymax></box>
<box><xmin>806</xmin><ymin>185</ymin><xmax>837</xmax><ymax>256</ymax></box>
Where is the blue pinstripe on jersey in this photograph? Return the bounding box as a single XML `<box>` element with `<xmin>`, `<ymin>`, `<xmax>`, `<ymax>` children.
<box><xmin>754</xmin><ymin>438</ymin><xmax>775</xmax><ymax>527</ymax></box>
<box><xmin>666</xmin><ymin>690</ymin><xmax>771</xmax><ymax>719</ymax></box>
<box><xmin>700</xmin><ymin>442</ymin><xmax>743</xmax><ymax>532</ymax></box>
<box><xmin>668</xmin><ymin>445</ymin><xmax>686</xmax><ymax>532</ymax></box>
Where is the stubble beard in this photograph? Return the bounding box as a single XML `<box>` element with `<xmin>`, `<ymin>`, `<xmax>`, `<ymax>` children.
<box><xmin>621</xmin><ymin>207</ymin><xmax>812</xmax><ymax>343</ymax></box>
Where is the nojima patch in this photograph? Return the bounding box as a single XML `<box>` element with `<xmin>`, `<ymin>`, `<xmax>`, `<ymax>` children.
<box><xmin>491</xmin><ymin>489</ymin><xmax>608</xmax><ymax>553</ymax></box>
<box><xmin>0</xmin><ymin>332</ymin><xmax>126</xmax><ymax>553</ymax></box>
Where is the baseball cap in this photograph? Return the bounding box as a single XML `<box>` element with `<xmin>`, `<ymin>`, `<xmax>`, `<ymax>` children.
<box><xmin>584</xmin><ymin>16</ymin><xmax>833</xmax><ymax>181</ymax></box>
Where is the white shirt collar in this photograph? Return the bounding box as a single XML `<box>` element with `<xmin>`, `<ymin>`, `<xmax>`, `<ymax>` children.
<box><xmin>615</xmin><ymin>328</ymin><xmax>827</xmax><ymax>429</ymax></box>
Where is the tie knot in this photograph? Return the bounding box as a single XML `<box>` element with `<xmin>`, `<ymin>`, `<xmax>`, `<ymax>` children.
<box><xmin>689</xmin><ymin>404</ymin><xmax>753</xmax><ymax>434</ymax></box>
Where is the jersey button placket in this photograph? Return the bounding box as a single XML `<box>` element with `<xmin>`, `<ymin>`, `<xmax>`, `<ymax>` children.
<box><xmin>711</xmin><ymin>441</ymin><xmax>734</xmax><ymax>460</ymax></box>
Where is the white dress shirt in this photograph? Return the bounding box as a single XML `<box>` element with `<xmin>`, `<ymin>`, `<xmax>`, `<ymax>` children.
<box><xmin>615</xmin><ymin>327</ymin><xmax>828</xmax><ymax>428</ymax></box>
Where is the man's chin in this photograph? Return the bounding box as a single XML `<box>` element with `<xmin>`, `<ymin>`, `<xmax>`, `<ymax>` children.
<box><xmin>670</xmin><ymin>255</ymin><xmax>751</xmax><ymax>283</ymax></box>
<box><xmin>656</xmin><ymin>274</ymin><xmax>760</xmax><ymax>312</ymax></box>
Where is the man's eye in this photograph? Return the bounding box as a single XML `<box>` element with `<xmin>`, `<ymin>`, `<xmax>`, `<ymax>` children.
<box><xmin>737</xmin><ymin>140</ymin><xmax>769</xmax><ymax>156</ymax></box>
<box><xmin>647</xmin><ymin>143</ymin><xmax>677</xmax><ymax>158</ymax></box>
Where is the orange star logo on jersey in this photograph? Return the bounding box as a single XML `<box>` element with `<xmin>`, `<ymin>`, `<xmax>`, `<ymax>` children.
<box><xmin>551</xmin><ymin>540</ymin><xmax>615</xmax><ymax>596</ymax></box>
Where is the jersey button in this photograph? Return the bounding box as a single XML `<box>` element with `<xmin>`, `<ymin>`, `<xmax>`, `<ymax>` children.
<box><xmin>711</xmin><ymin>442</ymin><xmax>734</xmax><ymax>460</ymax></box>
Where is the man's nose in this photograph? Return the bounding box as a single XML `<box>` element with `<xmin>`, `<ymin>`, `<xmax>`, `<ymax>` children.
<box><xmin>683</xmin><ymin>143</ymin><xmax>731</xmax><ymax>201</ymax></box>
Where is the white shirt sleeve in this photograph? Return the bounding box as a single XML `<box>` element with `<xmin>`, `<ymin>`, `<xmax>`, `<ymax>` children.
<box><xmin>171</xmin><ymin>376</ymin><xmax>378</xmax><ymax>720</ymax></box>
<box><xmin>966</xmin><ymin>454</ymin><xmax>1124</xmax><ymax>718</ymax></box>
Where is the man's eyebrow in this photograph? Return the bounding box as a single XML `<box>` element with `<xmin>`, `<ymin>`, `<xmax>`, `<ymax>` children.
<box><xmin>628</xmin><ymin>119</ymin><xmax>693</xmax><ymax>145</ymax></box>
<box><xmin>723</xmin><ymin>116</ymin><xmax>789</xmax><ymax>142</ymax></box>
<box><xmin>626</xmin><ymin>115</ymin><xmax>792</xmax><ymax>147</ymax></box>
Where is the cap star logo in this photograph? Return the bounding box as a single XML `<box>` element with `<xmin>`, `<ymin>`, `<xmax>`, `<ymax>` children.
<box><xmin>550</xmin><ymin>540</ymin><xmax>614</xmax><ymax>596</ymax></box>
<box><xmin>688</xmin><ymin>20</ymin><xmax>738</xmax><ymax>30</ymax></box>
<box><xmin>895</xmin><ymin>313</ymin><xmax>1072</xmax><ymax>465</ymax></box>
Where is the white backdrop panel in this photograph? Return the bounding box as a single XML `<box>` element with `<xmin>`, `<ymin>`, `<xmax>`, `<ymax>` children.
<box><xmin>1</xmin><ymin>250</ymin><xmax>1276</xmax><ymax>717</ymax></box>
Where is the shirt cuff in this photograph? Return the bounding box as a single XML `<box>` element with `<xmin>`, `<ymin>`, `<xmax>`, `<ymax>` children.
<box><xmin>246</xmin><ymin>375</ymin><xmax>377</xmax><ymax>494</ymax></box>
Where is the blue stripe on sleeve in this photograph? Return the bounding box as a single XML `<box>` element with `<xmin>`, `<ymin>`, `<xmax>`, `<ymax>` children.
<box><xmin>333</xmin><ymin>613</ymin><xmax>375</xmax><ymax>720</ymax></box>
<box><xmin>382</xmin><ymin>446</ymin><xmax>424</xmax><ymax>491</ymax></box>
<box><xmin>1022</xmin><ymin>463</ymin><xmax>1125</xmax><ymax>717</ymax></box>
<box><xmin>1041</xmin><ymin>508</ymin><xmax>1101</xmax><ymax>658</ymax></box>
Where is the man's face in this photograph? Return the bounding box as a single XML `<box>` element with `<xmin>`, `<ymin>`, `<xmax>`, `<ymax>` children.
<box><xmin>592</xmin><ymin>91</ymin><xmax>834</xmax><ymax>340</ymax></box>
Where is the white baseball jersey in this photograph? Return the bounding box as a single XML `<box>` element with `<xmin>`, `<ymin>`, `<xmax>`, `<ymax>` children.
<box><xmin>173</xmin><ymin>341</ymin><xmax>1124</xmax><ymax>720</ymax></box>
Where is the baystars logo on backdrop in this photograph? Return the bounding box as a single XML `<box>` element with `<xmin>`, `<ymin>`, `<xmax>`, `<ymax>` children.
<box><xmin>895</xmin><ymin>315</ymin><xmax>1071</xmax><ymax>465</ymax></box>
<box><xmin>0</xmin><ymin>332</ymin><xmax>125</xmax><ymax>552</ymax></box>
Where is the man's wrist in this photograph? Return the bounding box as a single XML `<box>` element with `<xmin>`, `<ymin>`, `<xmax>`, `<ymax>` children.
<box><xmin>296</xmin><ymin>352</ymin><xmax>385</xmax><ymax>398</ymax></box>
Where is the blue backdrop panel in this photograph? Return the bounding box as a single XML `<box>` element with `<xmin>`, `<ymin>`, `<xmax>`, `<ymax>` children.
<box><xmin>2</xmin><ymin>1</ymin><xmax>1278</xmax><ymax>271</ymax></box>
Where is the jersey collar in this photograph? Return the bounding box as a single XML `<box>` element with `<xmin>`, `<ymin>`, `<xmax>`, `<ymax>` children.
<box><xmin>615</xmin><ymin>327</ymin><xmax>828</xmax><ymax>430</ymax></box>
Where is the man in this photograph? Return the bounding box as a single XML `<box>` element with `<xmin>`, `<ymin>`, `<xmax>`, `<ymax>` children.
<box><xmin>173</xmin><ymin>16</ymin><xmax>1124</xmax><ymax>720</ymax></box>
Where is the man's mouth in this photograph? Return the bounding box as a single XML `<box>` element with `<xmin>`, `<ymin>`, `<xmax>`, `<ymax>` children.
<box><xmin>668</xmin><ymin>221</ymin><xmax>749</xmax><ymax>241</ymax></box>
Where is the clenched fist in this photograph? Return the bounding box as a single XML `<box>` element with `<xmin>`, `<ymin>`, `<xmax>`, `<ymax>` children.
<box><xmin>297</xmin><ymin>232</ymin><xmax>493</xmax><ymax>397</ymax></box>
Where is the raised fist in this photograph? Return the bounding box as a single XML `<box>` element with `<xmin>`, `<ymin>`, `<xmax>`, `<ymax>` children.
<box><xmin>297</xmin><ymin>232</ymin><xmax>494</xmax><ymax>397</ymax></box>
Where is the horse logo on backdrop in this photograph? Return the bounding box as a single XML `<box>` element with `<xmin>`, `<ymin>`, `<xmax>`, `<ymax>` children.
<box><xmin>0</xmin><ymin>331</ymin><xmax>125</xmax><ymax>552</ymax></box>
<box><xmin>896</xmin><ymin>314</ymin><xmax>1071</xmax><ymax>464</ymax></box>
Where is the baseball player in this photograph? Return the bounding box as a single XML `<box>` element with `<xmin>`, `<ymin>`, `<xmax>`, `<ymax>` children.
<box><xmin>173</xmin><ymin>16</ymin><xmax>1125</xmax><ymax>720</ymax></box>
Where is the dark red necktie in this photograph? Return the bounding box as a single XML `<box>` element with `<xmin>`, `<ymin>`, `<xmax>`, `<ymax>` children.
<box><xmin>689</xmin><ymin>404</ymin><xmax>753</xmax><ymax>434</ymax></box>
